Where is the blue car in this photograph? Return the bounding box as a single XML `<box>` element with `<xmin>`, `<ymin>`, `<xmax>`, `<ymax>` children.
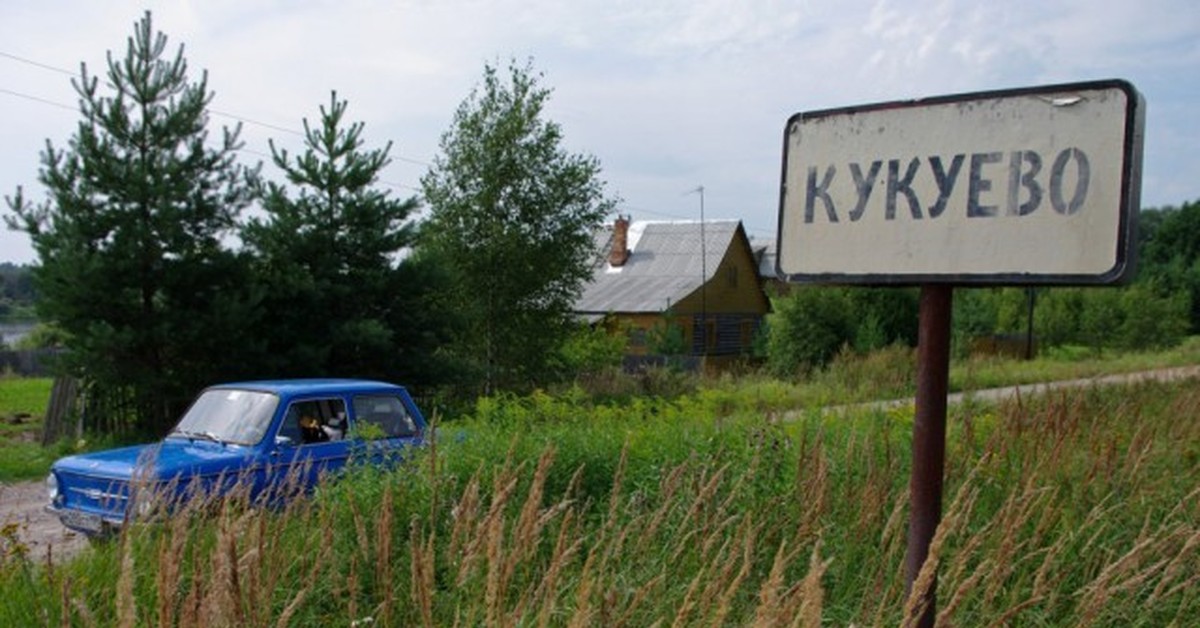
<box><xmin>45</xmin><ymin>379</ymin><xmax>427</xmax><ymax>537</ymax></box>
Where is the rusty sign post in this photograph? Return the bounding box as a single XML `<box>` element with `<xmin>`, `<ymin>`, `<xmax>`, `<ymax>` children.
<box><xmin>776</xmin><ymin>80</ymin><xmax>1144</xmax><ymax>626</ymax></box>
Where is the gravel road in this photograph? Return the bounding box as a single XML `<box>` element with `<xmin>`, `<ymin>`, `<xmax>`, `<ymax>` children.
<box><xmin>0</xmin><ymin>478</ymin><xmax>88</xmax><ymax>561</ymax></box>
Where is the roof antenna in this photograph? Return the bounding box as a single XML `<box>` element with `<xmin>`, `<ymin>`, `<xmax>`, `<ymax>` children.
<box><xmin>685</xmin><ymin>186</ymin><xmax>707</xmax><ymax>359</ymax></box>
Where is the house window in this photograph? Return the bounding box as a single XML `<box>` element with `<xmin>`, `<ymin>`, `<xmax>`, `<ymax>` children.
<box><xmin>629</xmin><ymin>327</ymin><xmax>647</xmax><ymax>347</ymax></box>
<box><xmin>727</xmin><ymin>266</ymin><xmax>738</xmax><ymax>288</ymax></box>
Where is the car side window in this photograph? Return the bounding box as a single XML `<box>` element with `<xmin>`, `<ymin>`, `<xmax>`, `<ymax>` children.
<box><xmin>352</xmin><ymin>395</ymin><xmax>417</xmax><ymax>440</ymax></box>
<box><xmin>279</xmin><ymin>398</ymin><xmax>348</xmax><ymax>445</ymax></box>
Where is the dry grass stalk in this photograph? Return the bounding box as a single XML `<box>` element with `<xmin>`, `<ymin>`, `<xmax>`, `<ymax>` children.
<box><xmin>1075</xmin><ymin>531</ymin><xmax>1161</xmax><ymax>625</ymax></box>
<box><xmin>484</xmin><ymin>491</ymin><xmax>509</xmax><ymax>628</ymax></box>
<box><xmin>179</xmin><ymin>537</ymin><xmax>205</xmax><ymax>628</ymax></box>
<box><xmin>116</xmin><ymin>532</ymin><xmax>136</xmax><ymax>628</ymax></box>
<box><xmin>1161</xmin><ymin>570</ymin><xmax>1200</xmax><ymax>606</ymax></box>
<box><xmin>712</xmin><ymin>518</ymin><xmax>758</xmax><ymax>625</ymax></box>
<box><xmin>698</xmin><ymin>514</ymin><xmax>743</xmax><ymax>565</ymax></box>
<box><xmin>792</xmin><ymin>434</ymin><xmax>828</xmax><ymax>545</ymax></box>
<box><xmin>460</xmin><ymin>464</ymin><xmax>520</xmax><ymax>594</ymax></box>
<box><xmin>668</xmin><ymin>553</ymin><xmax>711</xmax><ymax>628</ymax></box>
<box><xmin>69</xmin><ymin>587</ymin><xmax>98</xmax><ymax>628</ymax></box>
<box><xmin>155</xmin><ymin>506</ymin><xmax>190</xmax><ymax>627</ymax></box>
<box><xmin>566</xmin><ymin>543</ymin><xmax>602</xmax><ymax>628</ymax></box>
<box><xmin>199</xmin><ymin>506</ymin><xmax>244</xmax><ymax>627</ymax></box>
<box><xmin>426</xmin><ymin>410</ymin><xmax>441</xmax><ymax>520</ymax></box>
<box><xmin>274</xmin><ymin>518</ymin><xmax>333</xmax><ymax>628</ymax></box>
<box><xmin>694</xmin><ymin>526</ymin><xmax>742</xmax><ymax>622</ymax></box>
<box><xmin>513</xmin><ymin>447</ymin><xmax>556</xmax><ymax>563</ymax></box>
<box><xmin>936</xmin><ymin>557</ymin><xmax>990</xmax><ymax>625</ymax></box>
<box><xmin>377</xmin><ymin>483</ymin><xmax>395</xmax><ymax>626</ymax></box>
<box><xmin>634</xmin><ymin>462</ymin><xmax>687</xmax><ymax>554</ymax></box>
<box><xmin>605</xmin><ymin>442</ymin><xmax>630</xmax><ymax>529</ymax></box>
<box><xmin>58</xmin><ymin>573</ymin><xmax>70</xmax><ymax>628</ymax></box>
<box><xmin>1122</xmin><ymin>429</ymin><xmax>1156</xmax><ymax>488</ymax></box>
<box><xmin>410</xmin><ymin>519</ymin><xmax>436</xmax><ymax>628</ymax></box>
<box><xmin>901</xmin><ymin>464</ymin><xmax>979</xmax><ymax>628</ymax></box>
<box><xmin>669</xmin><ymin>463</ymin><xmax>730</xmax><ymax>567</ymax></box>
<box><xmin>240</xmin><ymin>511</ymin><xmax>270</xmax><ymax>626</ymax></box>
<box><xmin>752</xmin><ymin>539</ymin><xmax>800</xmax><ymax>627</ymax></box>
<box><xmin>1146</xmin><ymin>527</ymin><xmax>1200</xmax><ymax>604</ymax></box>
<box><xmin>610</xmin><ymin>573</ymin><xmax>666</xmax><ymax>628</ymax></box>
<box><xmin>794</xmin><ymin>540</ymin><xmax>832</xmax><ymax>628</ymax></box>
<box><xmin>1027</xmin><ymin>492</ymin><xmax>1111</xmax><ymax>606</ymax></box>
<box><xmin>347</xmin><ymin>553</ymin><xmax>360</xmax><ymax>622</ymax></box>
<box><xmin>512</xmin><ymin>494</ymin><xmax>576</xmax><ymax>622</ymax></box>
<box><xmin>938</xmin><ymin>528</ymin><xmax>988</xmax><ymax>605</ymax></box>
<box><xmin>536</xmin><ymin>507</ymin><xmax>582</xmax><ymax>628</ymax></box>
<box><xmin>984</xmin><ymin>594</ymin><xmax>1045</xmax><ymax>628</ymax></box>
<box><xmin>350</xmin><ymin>495</ymin><xmax>370</xmax><ymax>565</ymax></box>
<box><xmin>979</xmin><ymin>478</ymin><xmax>1047</xmax><ymax>609</ymax></box>
<box><xmin>449</xmin><ymin>470</ymin><xmax>482</xmax><ymax>580</ymax></box>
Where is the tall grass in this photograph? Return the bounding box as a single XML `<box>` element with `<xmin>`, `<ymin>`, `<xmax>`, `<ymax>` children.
<box><xmin>3</xmin><ymin>378</ymin><xmax>1199</xmax><ymax>625</ymax></box>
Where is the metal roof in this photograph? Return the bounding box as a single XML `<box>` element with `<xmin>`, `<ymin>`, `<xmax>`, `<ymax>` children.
<box><xmin>575</xmin><ymin>220</ymin><xmax>742</xmax><ymax>314</ymax></box>
<box><xmin>754</xmin><ymin>241</ymin><xmax>778</xmax><ymax>280</ymax></box>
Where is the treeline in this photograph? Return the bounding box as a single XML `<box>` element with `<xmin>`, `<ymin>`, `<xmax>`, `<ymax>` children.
<box><xmin>3</xmin><ymin>13</ymin><xmax>614</xmax><ymax>435</ymax></box>
<box><xmin>766</xmin><ymin>199</ymin><xmax>1200</xmax><ymax>375</ymax></box>
<box><xmin>0</xmin><ymin>263</ymin><xmax>35</xmax><ymax>320</ymax></box>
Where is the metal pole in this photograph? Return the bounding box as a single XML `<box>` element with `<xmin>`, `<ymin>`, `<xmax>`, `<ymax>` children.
<box><xmin>686</xmin><ymin>185</ymin><xmax>708</xmax><ymax>358</ymax></box>
<box><xmin>1025</xmin><ymin>287</ymin><xmax>1036</xmax><ymax>360</ymax></box>
<box><xmin>905</xmin><ymin>284</ymin><xmax>953</xmax><ymax>628</ymax></box>
<box><xmin>699</xmin><ymin>185</ymin><xmax>706</xmax><ymax>357</ymax></box>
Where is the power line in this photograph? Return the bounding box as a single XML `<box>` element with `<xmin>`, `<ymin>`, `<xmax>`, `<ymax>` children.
<box><xmin>1</xmin><ymin>48</ymin><xmax>434</xmax><ymax>167</ymax></box>
<box><xmin>0</xmin><ymin>87</ymin><xmax>75</xmax><ymax>111</ymax></box>
<box><xmin>211</xmin><ymin>109</ymin><xmax>303</xmax><ymax>137</ymax></box>
<box><xmin>0</xmin><ymin>83</ymin><xmax>427</xmax><ymax>193</ymax></box>
<box><xmin>0</xmin><ymin>51</ymin><xmax>74</xmax><ymax>76</ymax></box>
<box><xmin>4</xmin><ymin>48</ymin><xmax>770</xmax><ymax>232</ymax></box>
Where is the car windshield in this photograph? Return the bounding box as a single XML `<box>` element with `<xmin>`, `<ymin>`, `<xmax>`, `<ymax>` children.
<box><xmin>170</xmin><ymin>389</ymin><xmax>279</xmax><ymax>446</ymax></box>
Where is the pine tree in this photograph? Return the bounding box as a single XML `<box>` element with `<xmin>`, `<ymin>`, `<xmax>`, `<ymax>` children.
<box><xmin>244</xmin><ymin>93</ymin><xmax>450</xmax><ymax>383</ymax></box>
<box><xmin>5</xmin><ymin>12</ymin><xmax>258</xmax><ymax>433</ymax></box>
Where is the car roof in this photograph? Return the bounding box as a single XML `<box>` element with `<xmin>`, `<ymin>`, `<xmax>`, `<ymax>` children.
<box><xmin>207</xmin><ymin>379</ymin><xmax>407</xmax><ymax>397</ymax></box>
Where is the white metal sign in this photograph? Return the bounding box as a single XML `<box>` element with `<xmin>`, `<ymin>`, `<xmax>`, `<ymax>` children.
<box><xmin>776</xmin><ymin>80</ymin><xmax>1144</xmax><ymax>284</ymax></box>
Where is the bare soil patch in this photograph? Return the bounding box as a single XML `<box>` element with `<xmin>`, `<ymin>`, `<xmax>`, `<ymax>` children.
<box><xmin>1</xmin><ymin>479</ymin><xmax>88</xmax><ymax>561</ymax></box>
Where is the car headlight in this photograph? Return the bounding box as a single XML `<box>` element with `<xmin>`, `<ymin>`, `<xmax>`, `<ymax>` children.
<box><xmin>46</xmin><ymin>473</ymin><xmax>59</xmax><ymax>503</ymax></box>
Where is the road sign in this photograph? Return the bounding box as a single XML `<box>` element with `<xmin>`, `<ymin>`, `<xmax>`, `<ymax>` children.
<box><xmin>777</xmin><ymin>80</ymin><xmax>1144</xmax><ymax>285</ymax></box>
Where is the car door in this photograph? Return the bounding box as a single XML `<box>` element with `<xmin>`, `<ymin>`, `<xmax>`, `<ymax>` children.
<box><xmin>349</xmin><ymin>392</ymin><xmax>424</xmax><ymax>466</ymax></box>
<box><xmin>263</xmin><ymin>395</ymin><xmax>353</xmax><ymax>498</ymax></box>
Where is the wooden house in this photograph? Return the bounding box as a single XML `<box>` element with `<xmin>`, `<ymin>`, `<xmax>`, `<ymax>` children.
<box><xmin>575</xmin><ymin>216</ymin><xmax>770</xmax><ymax>369</ymax></box>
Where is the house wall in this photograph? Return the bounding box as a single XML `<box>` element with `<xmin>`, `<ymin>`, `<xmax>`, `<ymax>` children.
<box><xmin>608</xmin><ymin>225</ymin><xmax>769</xmax><ymax>358</ymax></box>
<box><xmin>675</xmin><ymin>226</ymin><xmax>769</xmax><ymax>356</ymax></box>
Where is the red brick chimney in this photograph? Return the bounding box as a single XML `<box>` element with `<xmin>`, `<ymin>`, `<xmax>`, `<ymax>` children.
<box><xmin>608</xmin><ymin>215</ymin><xmax>630</xmax><ymax>267</ymax></box>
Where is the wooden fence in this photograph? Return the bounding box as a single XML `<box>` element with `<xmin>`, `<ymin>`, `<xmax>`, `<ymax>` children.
<box><xmin>40</xmin><ymin>376</ymin><xmax>144</xmax><ymax>445</ymax></box>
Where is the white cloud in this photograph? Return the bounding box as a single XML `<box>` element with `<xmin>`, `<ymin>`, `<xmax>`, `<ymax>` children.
<box><xmin>1</xmin><ymin>0</ymin><xmax>1197</xmax><ymax>264</ymax></box>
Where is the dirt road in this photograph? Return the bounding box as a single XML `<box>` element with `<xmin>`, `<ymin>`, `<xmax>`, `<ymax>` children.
<box><xmin>0</xmin><ymin>478</ymin><xmax>88</xmax><ymax>560</ymax></box>
<box><xmin>3</xmin><ymin>364</ymin><xmax>1198</xmax><ymax>563</ymax></box>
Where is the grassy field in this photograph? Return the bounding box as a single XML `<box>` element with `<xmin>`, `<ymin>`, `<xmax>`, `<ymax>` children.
<box><xmin>0</xmin><ymin>376</ymin><xmax>63</xmax><ymax>481</ymax></box>
<box><xmin>2</xmin><ymin>358</ymin><xmax>1198</xmax><ymax>625</ymax></box>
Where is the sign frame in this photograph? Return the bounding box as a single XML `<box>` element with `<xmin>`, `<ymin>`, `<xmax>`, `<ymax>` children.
<box><xmin>775</xmin><ymin>79</ymin><xmax>1145</xmax><ymax>286</ymax></box>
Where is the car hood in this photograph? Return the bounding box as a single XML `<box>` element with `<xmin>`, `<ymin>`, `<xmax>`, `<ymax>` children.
<box><xmin>53</xmin><ymin>439</ymin><xmax>254</xmax><ymax>482</ymax></box>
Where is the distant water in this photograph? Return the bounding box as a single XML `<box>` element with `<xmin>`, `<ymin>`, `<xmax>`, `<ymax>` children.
<box><xmin>0</xmin><ymin>321</ymin><xmax>36</xmax><ymax>346</ymax></box>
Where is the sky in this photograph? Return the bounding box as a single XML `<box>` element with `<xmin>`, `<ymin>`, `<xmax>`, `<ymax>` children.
<box><xmin>2</xmin><ymin>0</ymin><xmax>1198</xmax><ymax>265</ymax></box>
